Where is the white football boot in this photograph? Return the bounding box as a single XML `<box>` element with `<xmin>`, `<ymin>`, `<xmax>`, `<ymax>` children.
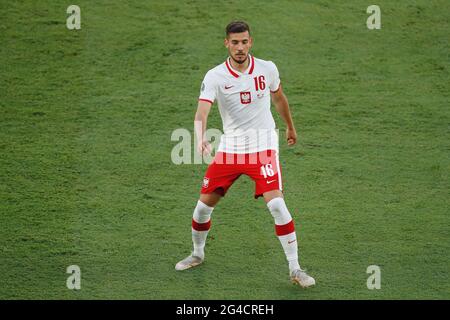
<box><xmin>290</xmin><ymin>269</ymin><xmax>316</xmax><ymax>288</ymax></box>
<box><xmin>175</xmin><ymin>254</ymin><xmax>203</xmax><ymax>271</ymax></box>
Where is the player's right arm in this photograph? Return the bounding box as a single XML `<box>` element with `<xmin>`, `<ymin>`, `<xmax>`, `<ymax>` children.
<box><xmin>194</xmin><ymin>100</ymin><xmax>213</xmax><ymax>155</ymax></box>
<box><xmin>196</xmin><ymin>70</ymin><xmax>217</xmax><ymax>155</ymax></box>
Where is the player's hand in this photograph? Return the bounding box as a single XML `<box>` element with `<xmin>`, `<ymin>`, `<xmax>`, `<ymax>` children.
<box><xmin>197</xmin><ymin>140</ymin><xmax>212</xmax><ymax>155</ymax></box>
<box><xmin>286</xmin><ymin>127</ymin><xmax>297</xmax><ymax>146</ymax></box>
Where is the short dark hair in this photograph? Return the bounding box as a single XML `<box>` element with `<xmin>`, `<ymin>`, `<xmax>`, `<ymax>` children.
<box><xmin>225</xmin><ymin>21</ymin><xmax>250</xmax><ymax>36</ymax></box>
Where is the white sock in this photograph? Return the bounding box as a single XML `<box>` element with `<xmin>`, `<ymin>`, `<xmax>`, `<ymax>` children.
<box><xmin>267</xmin><ymin>197</ymin><xmax>301</xmax><ymax>273</ymax></box>
<box><xmin>191</xmin><ymin>200</ymin><xmax>214</xmax><ymax>259</ymax></box>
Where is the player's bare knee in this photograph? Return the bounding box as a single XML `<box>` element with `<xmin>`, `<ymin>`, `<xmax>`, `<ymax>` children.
<box><xmin>263</xmin><ymin>190</ymin><xmax>283</xmax><ymax>203</ymax></box>
<box><xmin>199</xmin><ymin>192</ymin><xmax>221</xmax><ymax>207</ymax></box>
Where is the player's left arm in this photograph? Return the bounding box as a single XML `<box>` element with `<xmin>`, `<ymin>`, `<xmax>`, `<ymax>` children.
<box><xmin>271</xmin><ymin>85</ymin><xmax>297</xmax><ymax>146</ymax></box>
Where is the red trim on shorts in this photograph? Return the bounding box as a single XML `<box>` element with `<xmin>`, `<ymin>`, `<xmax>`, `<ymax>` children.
<box><xmin>225</xmin><ymin>59</ymin><xmax>239</xmax><ymax>78</ymax></box>
<box><xmin>275</xmin><ymin>220</ymin><xmax>295</xmax><ymax>236</ymax></box>
<box><xmin>192</xmin><ymin>219</ymin><xmax>211</xmax><ymax>231</ymax></box>
<box><xmin>198</xmin><ymin>98</ymin><xmax>213</xmax><ymax>105</ymax></box>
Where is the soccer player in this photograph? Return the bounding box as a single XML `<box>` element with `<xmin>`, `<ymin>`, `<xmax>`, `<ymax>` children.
<box><xmin>175</xmin><ymin>21</ymin><xmax>315</xmax><ymax>287</ymax></box>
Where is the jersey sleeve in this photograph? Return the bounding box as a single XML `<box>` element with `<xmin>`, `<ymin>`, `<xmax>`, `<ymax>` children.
<box><xmin>268</xmin><ymin>61</ymin><xmax>281</xmax><ymax>93</ymax></box>
<box><xmin>198</xmin><ymin>71</ymin><xmax>217</xmax><ymax>104</ymax></box>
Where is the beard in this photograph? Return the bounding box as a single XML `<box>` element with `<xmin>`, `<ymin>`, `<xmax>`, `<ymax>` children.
<box><xmin>231</xmin><ymin>53</ymin><xmax>248</xmax><ymax>65</ymax></box>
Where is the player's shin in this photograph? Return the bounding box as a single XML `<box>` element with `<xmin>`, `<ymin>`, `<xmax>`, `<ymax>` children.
<box><xmin>191</xmin><ymin>200</ymin><xmax>214</xmax><ymax>259</ymax></box>
<box><xmin>267</xmin><ymin>197</ymin><xmax>301</xmax><ymax>272</ymax></box>
<box><xmin>277</xmin><ymin>230</ymin><xmax>300</xmax><ymax>272</ymax></box>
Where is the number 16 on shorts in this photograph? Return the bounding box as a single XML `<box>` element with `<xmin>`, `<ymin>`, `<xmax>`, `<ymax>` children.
<box><xmin>260</xmin><ymin>164</ymin><xmax>275</xmax><ymax>178</ymax></box>
<box><xmin>259</xmin><ymin>161</ymin><xmax>282</xmax><ymax>192</ymax></box>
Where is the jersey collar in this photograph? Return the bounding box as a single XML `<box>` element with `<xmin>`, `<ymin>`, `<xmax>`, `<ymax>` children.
<box><xmin>225</xmin><ymin>54</ymin><xmax>255</xmax><ymax>78</ymax></box>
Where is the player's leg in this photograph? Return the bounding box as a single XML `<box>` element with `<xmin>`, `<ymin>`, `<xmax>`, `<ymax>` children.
<box><xmin>191</xmin><ymin>192</ymin><xmax>221</xmax><ymax>260</ymax></box>
<box><xmin>176</xmin><ymin>152</ymin><xmax>239</xmax><ymax>271</ymax></box>
<box><xmin>263</xmin><ymin>191</ymin><xmax>299</xmax><ymax>271</ymax></box>
<box><xmin>175</xmin><ymin>192</ymin><xmax>221</xmax><ymax>271</ymax></box>
<box><xmin>199</xmin><ymin>191</ymin><xmax>222</xmax><ymax>207</ymax></box>
<box><xmin>263</xmin><ymin>191</ymin><xmax>315</xmax><ymax>287</ymax></box>
<box><xmin>250</xmin><ymin>150</ymin><xmax>315</xmax><ymax>286</ymax></box>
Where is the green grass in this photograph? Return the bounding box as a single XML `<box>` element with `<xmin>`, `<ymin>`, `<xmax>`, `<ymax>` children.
<box><xmin>0</xmin><ymin>0</ymin><xmax>449</xmax><ymax>299</ymax></box>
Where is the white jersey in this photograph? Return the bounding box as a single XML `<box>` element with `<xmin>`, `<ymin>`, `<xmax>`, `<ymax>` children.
<box><xmin>199</xmin><ymin>55</ymin><xmax>281</xmax><ymax>154</ymax></box>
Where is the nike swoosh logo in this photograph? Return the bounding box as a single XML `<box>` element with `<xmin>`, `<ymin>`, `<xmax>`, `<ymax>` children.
<box><xmin>266</xmin><ymin>180</ymin><xmax>276</xmax><ymax>184</ymax></box>
<box><xmin>288</xmin><ymin>240</ymin><xmax>296</xmax><ymax>244</ymax></box>
<box><xmin>225</xmin><ymin>85</ymin><xmax>234</xmax><ymax>89</ymax></box>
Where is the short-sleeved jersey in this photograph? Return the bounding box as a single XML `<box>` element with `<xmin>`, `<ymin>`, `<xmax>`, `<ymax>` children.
<box><xmin>199</xmin><ymin>55</ymin><xmax>281</xmax><ymax>154</ymax></box>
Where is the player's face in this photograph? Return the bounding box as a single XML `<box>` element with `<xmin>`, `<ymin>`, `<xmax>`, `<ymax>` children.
<box><xmin>225</xmin><ymin>31</ymin><xmax>253</xmax><ymax>64</ymax></box>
